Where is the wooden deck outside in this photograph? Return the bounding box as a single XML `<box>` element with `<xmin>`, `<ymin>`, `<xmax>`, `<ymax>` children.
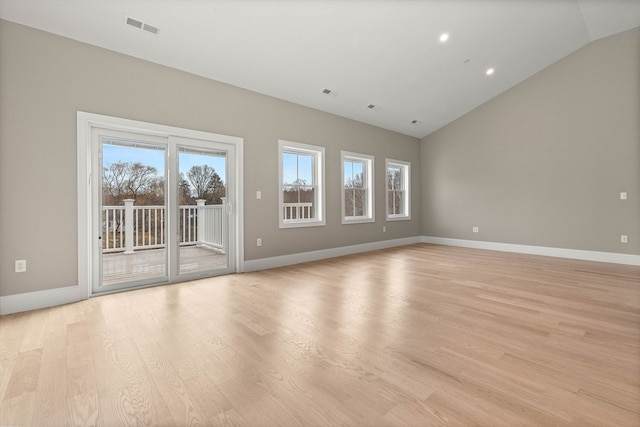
<box><xmin>102</xmin><ymin>245</ymin><xmax>226</xmax><ymax>285</ymax></box>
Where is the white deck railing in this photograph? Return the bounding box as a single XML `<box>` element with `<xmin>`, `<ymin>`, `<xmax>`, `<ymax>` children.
<box><xmin>283</xmin><ymin>202</ymin><xmax>313</xmax><ymax>220</ymax></box>
<box><xmin>102</xmin><ymin>199</ymin><xmax>226</xmax><ymax>253</ymax></box>
<box><xmin>179</xmin><ymin>201</ymin><xmax>225</xmax><ymax>251</ymax></box>
<box><xmin>103</xmin><ymin>200</ymin><xmax>312</xmax><ymax>253</ymax></box>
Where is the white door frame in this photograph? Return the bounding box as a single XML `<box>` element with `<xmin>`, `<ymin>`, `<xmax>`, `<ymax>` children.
<box><xmin>77</xmin><ymin>111</ymin><xmax>244</xmax><ymax>297</ymax></box>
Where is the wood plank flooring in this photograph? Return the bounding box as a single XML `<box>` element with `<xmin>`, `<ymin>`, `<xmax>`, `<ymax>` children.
<box><xmin>1</xmin><ymin>243</ymin><xmax>639</xmax><ymax>426</ymax></box>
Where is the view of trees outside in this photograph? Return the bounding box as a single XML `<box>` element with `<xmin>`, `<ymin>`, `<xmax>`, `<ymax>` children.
<box><xmin>344</xmin><ymin>160</ymin><xmax>365</xmax><ymax>217</ymax></box>
<box><xmin>387</xmin><ymin>166</ymin><xmax>403</xmax><ymax>214</ymax></box>
<box><xmin>102</xmin><ymin>161</ymin><xmax>164</xmax><ymax>206</ymax></box>
<box><xmin>103</xmin><ymin>161</ymin><xmax>226</xmax><ymax>205</ymax></box>
<box><xmin>102</xmin><ymin>144</ymin><xmax>226</xmax><ymax>207</ymax></box>
<box><xmin>282</xmin><ymin>151</ymin><xmax>315</xmax><ymax>219</ymax></box>
<box><xmin>179</xmin><ymin>165</ymin><xmax>225</xmax><ymax>205</ymax></box>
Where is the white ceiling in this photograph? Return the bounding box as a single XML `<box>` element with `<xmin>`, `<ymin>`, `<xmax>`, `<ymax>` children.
<box><xmin>1</xmin><ymin>0</ymin><xmax>638</xmax><ymax>139</ymax></box>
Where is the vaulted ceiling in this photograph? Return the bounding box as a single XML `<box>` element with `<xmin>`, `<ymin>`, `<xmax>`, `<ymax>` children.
<box><xmin>1</xmin><ymin>0</ymin><xmax>638</xmax><ymax>138</ymax></box>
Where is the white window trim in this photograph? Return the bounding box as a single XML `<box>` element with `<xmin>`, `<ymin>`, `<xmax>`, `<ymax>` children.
<box><xmin>278</xmin><ymin>139</ymin><xmax>326</xmax><ymax>228</ymax></box>
<box><xmin>341</xmin><ymin>151</ymin><xmax>375</xmax><ymax>224</ymax></box>
<box><xmin>385</xmin><ymin>158</ymin><xmax>411</xmax><ymax>221</ymax></box>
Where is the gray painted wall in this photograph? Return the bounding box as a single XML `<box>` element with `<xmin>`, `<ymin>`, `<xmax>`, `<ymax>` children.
<box><xmin>1</xmin><ymin>19</ymin><xmax>638</xmax><ymax>299</ymax></box>
<box><xmin>0</xmin><ymin>20</ymin><xmax>420</xmax><ymax>297</ymax></box>
<box><xmin>421</xmin><ymin>27</ymin><xmax>639</xmax><ymax>255</ymax></box>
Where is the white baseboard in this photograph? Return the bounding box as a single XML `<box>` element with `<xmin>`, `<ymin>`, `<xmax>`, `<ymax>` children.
<box><xmin>244</xmin><ymin>236</ymin><xmax>422</xmax><ymax>272</ymax></box>
<box><xmin>0</xmin><ymin>284</ymin><xmax>87</xmax><ymax>315</ymax></box>
<box><xmin>421</xmin><ymin>236</ymin><xmax>640</xmax><ymax>266</ymax></box>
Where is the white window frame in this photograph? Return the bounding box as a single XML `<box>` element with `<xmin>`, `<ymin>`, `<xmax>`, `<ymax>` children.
<box><xmin>278</xmin><ymin>139</ymin><xmax>325</xmax><ymax>228</ymax></box>
<box><xmin>341</xmin><ymin>151</ymin><xmax>374</xmax><ymax>224</ymax></box>
<box><xmin>385</xmin><ymin>158</ymin><xmax>411</xmax><ymax>221</ymax></box>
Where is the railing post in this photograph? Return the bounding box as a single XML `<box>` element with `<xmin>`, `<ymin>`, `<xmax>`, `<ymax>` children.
<box><xmin>123</xmin><ymin>199</ymin><xmax>135</xmax><ymax>254</ymax></box>
<box><xmin>221</xmin><ymin>197</ymin><xmax>227</xmax><ymax>251</ymax></box>
<box><xmin>196</xmin><ymin>199</ymin><xmax>206</xmax><ymax>247</ymax></box>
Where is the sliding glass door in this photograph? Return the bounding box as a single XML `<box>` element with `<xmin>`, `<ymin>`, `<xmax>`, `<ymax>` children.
<box><xmin>91</xmin><ymin>128</ymin><xmax>236</xmax><ymax>295</ymax></box>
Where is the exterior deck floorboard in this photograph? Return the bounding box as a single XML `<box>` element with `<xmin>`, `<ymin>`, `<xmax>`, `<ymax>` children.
<box><xmin>102</xmin><ymin>245</ymin><xmax>226</xmax><ymax>285</ymax></box>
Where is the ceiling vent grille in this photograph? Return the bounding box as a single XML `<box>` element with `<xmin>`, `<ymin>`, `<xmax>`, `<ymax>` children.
<box><xmin>367</xmin><ymin>104</ymin><xmax>381</xmax><ymax>111</ymax></box>
<box><xmin>126</xmin><ymin>16</ymin><xmax>143</xmax><ymax>29</ymax></box>
<box><xmin>411</xmin><ymin>120</ymin><xmax>423</xmax><ymax>125</ymax></box>
<box><xmin>125</xmin><ymin>16</ymin><xmax>160</xmax><ymax>35</ymax></box>
<box><xmin>142</xmin><ymin>23</ymin><xmax>160</xmax><ymax>35</ymax></box>
<box><xmin>322</xmin><ymin>88</ymin><xmax>339</xmax><ymax>97</ymax></box>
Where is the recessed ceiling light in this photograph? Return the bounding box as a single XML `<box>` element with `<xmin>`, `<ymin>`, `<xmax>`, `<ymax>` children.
<box><xmin>486</xmin><ymin>68</ymin><xmax>495</xmax><ymax>76</ymax></box>
<box><xmin>439</xmin><ymin>33</ymin><xmax>449</xmax><ymax>42</ymax></box>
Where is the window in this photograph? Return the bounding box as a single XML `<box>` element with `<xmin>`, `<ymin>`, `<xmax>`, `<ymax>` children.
<box><xmin>386</xmin><ymin>159</ymin><xmax>410</xmax><ymax>220</ymax></box>
<box><xmin>279</xmin><ymin>140</ymin><xmax>325</xmax><ymax>228</ymax></box>
<box><xmin>342</xmin><ymin>151</ymin><xmax>374</xmax><ymax>224</ymax></box>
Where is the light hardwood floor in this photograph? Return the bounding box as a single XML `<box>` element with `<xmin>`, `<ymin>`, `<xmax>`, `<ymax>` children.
<box><xmin>1</xmin><ymin>244</ymin><xmax>639</xmax><ymax>426</ymax></box>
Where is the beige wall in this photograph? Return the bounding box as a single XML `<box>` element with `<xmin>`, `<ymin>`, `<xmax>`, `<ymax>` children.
<box><xmin>2</xmin><ymin>19</ymin><xmax>638</xmax><ymax>299</ymax></box>
<box><xmin>0</xmin><ymin>20</ymin><xmax>420</xmax><ymax>297</ymax></box>
<box><xmin>421</xmin><ymin>27</ymin><xmax>640</xmax><ymax>255</ymax></box>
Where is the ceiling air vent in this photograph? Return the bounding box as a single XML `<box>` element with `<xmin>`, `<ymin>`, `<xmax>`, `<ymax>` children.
<box><xmin>322</xmin><ymin>88</ymin><xmax>339</xmax><ymax>97</ymax></box>
<box><xmin>367</xmin><ymin>104</ymin><xmax>381</xmax><ymax>111</ymax></box>
<box><xmin>126</xmin><ymin>16</ymin><xmax>143</xmax><ymax>29</ymax></box>
<box><xmin>411</xmin><ymin>120</ymin><xmax>423</xmax><ymax>125</ymax></box>
<box><xmin>125</xmin><ymin>16</ymin><xmax>160</xmax><ymax>35</ymax></box>
<box><xmin>143</xmin><ymin>23</ymin><xmax>160</xmax><ymax>35</ymax></box>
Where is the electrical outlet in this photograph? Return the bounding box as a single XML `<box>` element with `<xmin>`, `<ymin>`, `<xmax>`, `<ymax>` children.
<box><xmin>621</xmin><ymin>235</ymin><xmax>628</xmax><ymax>243</ymax></box>
<box><xmin>257</xmin><ymin>238</ymin><xmax>262</xmax><ymax>247</ymax></box>
<box><xmin>472</xmin><ymin>227</ymin><xmax>479</xmax><ymax>233</ymax></box>
<box><xmin>620</xmin><ymin>192</ymin><xmax>627</xmax><ymax>200</ymax></box>
<box><xmin>383</xmin><ymin>226</ymin><xmax>386</xmax><ymax>233</ymax></box>
<box><xmin>256</xmin><ymin>190</ymin><xmax>262</xmax><ymax>200</ymax></box>
<box><xmin>15</xmin><ymin>259</ymin><xmax>26</xmax><ymax>273</ymax></box>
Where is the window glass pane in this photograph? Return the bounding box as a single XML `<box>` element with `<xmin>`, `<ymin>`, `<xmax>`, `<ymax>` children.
<box><xmin>282</xmin><ymin>185</ymin><xmax>297</xmax><ymax>203</ymax></box>
<box><xmin>299</xmin><ymin>187</ymin><xmax>315</xmax><ymax>204</ymax></box>
<box><xmin>283</xmin><ymin>187</ymin><xmax>315</xmax><ymax>220</ymax></box>
<box><xmin>389</xmin><ymin>192</ymin><xmax>395</xmax><ymax>214</ymax></box>
<box><xmin>388</xmin><ymin>167</ymin><xmax>401</xmax><ymax>190</ymax></box>
<box><xmin>283</xmin><ymin>151</ymin><xmax>313</xmax><ymax>186</ymax></box>
<box><xmin>353</xmin><ymin>162</ymin><xmax>364</xmax><ymax>187</ymax></box>
<box><xmin>344</xmin><ymin>188</ymin><xmax>355</xmax><ymax>216</ymax></box>
<box><xmin>395</xmin><ymin>191</ymin><xmax>404</xmax><ymax>214</ymax></box>
<box><xmin>345</xmin><ymin>160</ymin><xmax>365</xmax><ymax>189</ymax></box>
<box><xmin>282</xmin><ymin>152</ymin><xmax>298</xmax><ymax>185</ymax></box>
<box><xmin>344</xmin><ymin>161</ymin><xmax>353</xmax><ymax>186</ymax></box>
<box><xmin>345</xmin><ymin>188</ymin><xmax>367</xmax><ymax>217</ymax></box>
<box><xmin>352</xmin><ymin>161</ymin><xmax>364</xmax><ymax>189</ymax></box>
<box><xmin>297</xmin><ymin>153</ymin><xmax>313</xmax><ymax>185</ymax></box>
<box><xmin>354</xmin><ymin>189</ymin><xmax>366</xmax><ymax>216</ymax></box>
